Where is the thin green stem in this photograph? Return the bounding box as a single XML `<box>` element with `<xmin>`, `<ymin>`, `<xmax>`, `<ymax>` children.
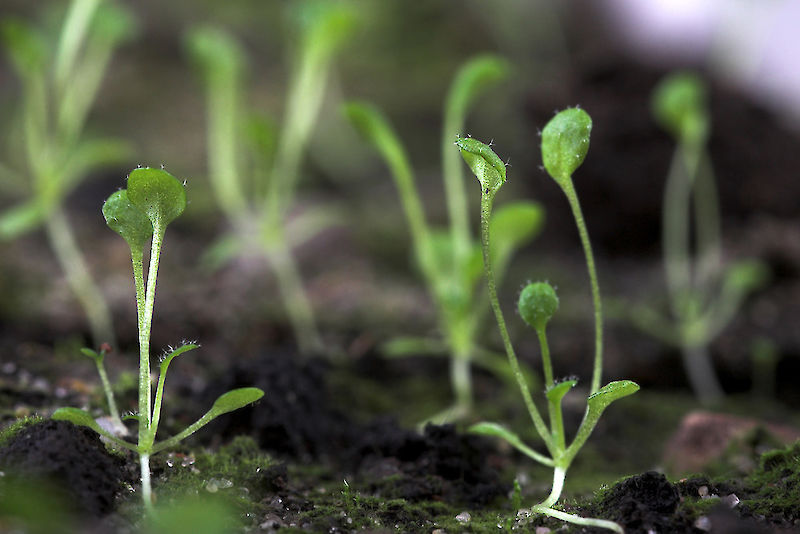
<box><xmin>93</xmin><ymin>357</ymin><xmax>121</xmax><ymax>427</ymax></box>
<box><xmin>480</xmin><ymin>194</ymin><xmax>554</xmax><ymax>454</ymax></box>
<box><xmin>531</xmin><ymin>505</ymin><xmax>624</xmax><ymax>534</ymax></box>
<box><xmin>559</xmin><ymin>180</ymin><xmax>603</xmax><ymax>394</ymax></box>
<box><xmin>449</xmin><ymin>349</ymin><xmax>473</xmax><ymax>415</ymax></box>
<box><xmin>139</xmin><ymin>228</ymin><xmax>165</xmax><ymax>436</ymax></box>
<box><xmin>54</xmin><ymin>0</ymin><xmax>101</xmax><ymax>93</ymax></box>
<box><xmin>45</xmin><ymin>207</ymin><xmax>115</xmax><ymax>347</ymax></box>
<box><xmin>264</xmin><ymin>228</ymin><xmax>323</xmax><ymax>354</ymax></box>
<box><xmin>441</xmin><ymin>102</ymin><xmax>471</xmax><ymax>276</ymax></box>
<box><xmin>691</xmin><ymin>146</ymin><xmax>721</xmax><ymax>301</ymax></box>
<box><xmin>662</xmin><ymin>146</ymin><xmax>693</xmax><ymax>317</ymax></box>
<box><xmin>151</xmin><ymin>409</ymin><xmax>216</xmax><ymax>454</ymax></box>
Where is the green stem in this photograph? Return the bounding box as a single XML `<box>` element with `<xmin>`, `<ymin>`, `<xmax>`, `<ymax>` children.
<box><xmin>480</xmin><ymin>194</ymin><xmax>554</xmax><ymax>454</ymax></box>
<box><xmin>54</xmin><ymin>0</ymin><xmax>101</xmax><ymax>92</ymax></box>
<box><xmin>45</xmin><ymin>207</ymin><xmax>115</xmax><ymax>347</ymax></box>
<box><xmin>93</xmin><ymin>357</ymin><xmax>122</xmax><ymax>427</ymax></box>
<box><xmin>449</xmin><ymin>349</ymin><xmax>473</xmax><ymax>415</ymax></box>
<box><xmin>441</xmin><ymin>104</ymin><xmax>471</xmax><ymax>276</ymax></box>
<box><xmin>559</xmin><ymin>180</ymin><xmax>603</xmax><ymax>394</ymax></box>
<box><xmin>531</xmin><ymin>505</ymin><xmax>624</xmax><ymax>534</ymax></box>
<box><xmin>691</xmin><ymin>146</ymin><xmax>721</xmax><ymax>301</ymax></box>
<box><xmin>264</xmin><ymin>228</ymin><xmax>323</xmax><ymax>354</ymax></box>
<box><xmin>139</xmin><ymin>228</ymin><xmax>165</xmax><ymax>437</ymax></box>
<box><xmin>681</xmin><ymin>344</ymin><xmax>724</xmax><ymax>405</ymax></box>
<box><xmin>662</xmin><ymin>146</ymin><xmax>694</xmax><ymax>317</ymax></box>
<box><xmin>139</xmin><ymin>453</ymin><xmax>154</xmax><ymax>514</ymax></box>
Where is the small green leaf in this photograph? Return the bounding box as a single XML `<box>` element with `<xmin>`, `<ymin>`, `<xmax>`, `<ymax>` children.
<box><xmin>586</xmin><ymin>380</ymin><xmax>640</xmax><ymax>415</ymax></box>
<box><xmin>456</xmin><ymin>137</ymin><xmax>506</xmax><ymax>196</ymax></box>
<box><xmin>0</xmin><ymin>18</ymin><xmax>47</xmax><ymax>79</ymax></box>
<box><xmin>210</xmin><ymin>387</ymin><xmax>264</xmax><ymax>417</ymax></box>
<box><xmin>541</xmin><ymin>108</ymin><xmax>592</xmax><ymax>187</ymax></box>
<box><xmin>651</xmin><ymin>72</ymin><xmax>708</xmax><ymax>143</ymax></box>
<box><xmin>723</xmin><ymin>259</ymin><xmax>770</xmax><ymax>294</ymax></box>
<box><xmin>445</xmin><ymin>55</ymin><xmax>510</xmax><ymax>133</ymax></box>
<box><xmin>52</xmin><ymin>408</ymin><xmax>136</xmax><ymax>451</ymax></box>
<box><xmin>127</xmin><ymin>167</ymin><xmax>187</xmax><ymax>230</ymax></box>
<box><xmin>91</xmin><ymin>2</ymin><xmax>138</xmax><ymax>46</ymax></box>
<box><xmin>343</xmin><ymin>102</ymin><xmax>406</xmax><ymax>166</ymax></box>
<box><xmin>491</xmin><ymin>201</ymin><xmax>545</xmax><ymax>249</ymax></box>
<box><xmin>159</xmin><ymin>343</ymin><xmax>199</xmax><ymax>372</ymax></box>
<box><xmin>490</xmin><ymin>201</ymin><xmax>545</xmax><ymax>276</ymax></box>
<box><xmin>0</xmin><ymin>200</ymin><xmax>46</xmax><ymax>240</ymax></box>
<box><xmin>469</xmin><ymin>422</ymin><xmax>553</xmax><ymax>466</ymax></box>
<box><xmin>518</xmin><ymin>282</ymin><xmax>559</xmax><ymax>331</ymax></box>
<box><xmin>185</xmin><ymin>26</ymin><xmax>245</xmax><ymax>85</ymax></box>
<box><xmin>80</xmin><ymin>347</ymin><xmax>103</xmax><ymax>363</ymax></box>
<box><xmin>545</xmin><ymin>379</ymin><xmax>577</xmax><ymax>405</ymax></box>
<box><xmin>102</xmin><ymin>189</ymin><xmax>153</xmax><ymax>251</ymax></box>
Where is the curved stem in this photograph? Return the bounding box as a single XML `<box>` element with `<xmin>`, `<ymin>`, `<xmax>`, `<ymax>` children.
<box><xmin>531</xmin><ymin>505</ymin><xmax>624</xmax><ymax>533</ymax></box>
<box><xmin>559</xmin><ymin>181</ymin><xmax>603</xmax><ymax>394</ymax></box>
<box><xmin>480</xmin><ymin>194</ymin><xmax>554</xmax><ymax>454</ymax></box>
<box><xmin>45</xmin><ymin>207</ymin><xmax>115</xmax><ymax>347</ymax></box>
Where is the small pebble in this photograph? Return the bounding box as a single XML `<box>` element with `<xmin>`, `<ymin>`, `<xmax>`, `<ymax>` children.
<box><xmin>694</xmin><ymin>516</ymin><xmax>712</xmax><ymax>531</ymax></box>
<box><xmin>455</xmin><ymin>511</ymin><xmax>471</xmax><ymax>524</ymax></box>
<box><xmin>721</xmin><ymin>494</ymin><xmax>740</xmax><ymax>508</ymax></box>
<box><xmin>698</xmin><ymin>485</ymin><xmax>709</xmax><ymax>497</ymax></box>
<box><xmin>535</xmin><ymin>527</ymin><xmax>551</xmax><ymax>534</ymax></box>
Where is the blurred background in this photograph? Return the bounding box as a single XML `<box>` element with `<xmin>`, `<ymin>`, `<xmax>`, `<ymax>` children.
<box><xmin>1</xmin><ymin>0</ymin><xmax>799</xmax><ymax>408</ymax></box>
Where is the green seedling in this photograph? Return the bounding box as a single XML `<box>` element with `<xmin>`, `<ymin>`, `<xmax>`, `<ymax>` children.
<box><xmin>185</xmin><ymin>2</ymin><xmax>356</xmax><ymax>355</ymax></box>
<box><xmin>345</xmin><ymin>56</ymin><xmax>544</xmax><ymax>422</ymax></box>
<box><xmin>459</xmin><ymin>109</ymin><xmax>638</xmax><ymax>533</ymax></box>
<box><xmin>0</xmin><ymin>0</ymin><xmax>136</xmax><ymax>347</ymax></box>
<box><xmin>626</xmin><ymin>72</ymin><xmax>768</xmax><ymax>404</ymax></box>
<box><xmin>53</xmin><ymin>168</ymin><xmax>264</xmax><ymax>514</ymax></box>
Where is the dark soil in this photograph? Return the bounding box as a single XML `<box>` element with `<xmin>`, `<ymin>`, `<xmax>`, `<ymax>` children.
<box><xmin>0</xmin><ymin>419</ymin><xmax>130</xmax><ymax>517</ymax></box>
<box><xmin>203</xmin><ymin>350</ymin><xmax>508</xmax><ymax>507</ymax></box>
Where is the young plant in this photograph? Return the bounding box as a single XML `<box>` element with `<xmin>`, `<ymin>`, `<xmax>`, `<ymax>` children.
<box><xmin>52</xmin><ymin>168</ymin><xmax>264</xmax><ymax>514</ymax></box>
<box><xmin>184</xmin><ymin>2</ymin><xmax>356</xmax><ymax>355</ymax></box>
<box><xmin>627</xmin><ymin>72</ymin><xmax>768</xmax><ymax>404</ymax></box>
<box><xmin>459</xmin><ymin>109</ymin><xmax>639</xmax><ymax>533</ymax></box>
<box><xmin>345</xmin><ymin>56</ymin><xmax>544</xmax><ymax>422</ymax></box>
<box><xmin>0</xmin><ymin>0</ymin><xmax>136</xmax><ymax>347</ymax></box>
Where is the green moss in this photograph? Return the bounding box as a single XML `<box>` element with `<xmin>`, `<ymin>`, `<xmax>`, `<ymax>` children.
<box><xmin>0</xmin><ymin>415</ymin><xmax>44</xmax><ymax>448</ymax></box>
<box><xmin>151</xmin><ymin>436</ymin><xmax>276</xmax><ymax>519</ymax></box>
<box><xmin>740</xmin><ymin>440</ymin><xmax>800</xmax><ymax>522</ymax></box>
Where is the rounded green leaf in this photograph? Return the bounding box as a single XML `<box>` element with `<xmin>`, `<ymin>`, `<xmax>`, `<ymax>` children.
<box><xmin>541</xmin><ymin>108</ymin><xmax>592</xmax><ymax>187</ymax></box>
<box><xmin>456</xmin><ymin>137</ymin><xmax>506</xmax><ymax>196</ymax></box>
<box><xmin>446</xmin><ymin>55</ymin><xmax>510</xmax><ymax>123</ymax></box>
<box><xmin>185</xmin><ymin>25</ymin><xmax>245</xmax><ymax>84</ymax></box>
<box><xmin>723</xmin><ymin>259</ymin><xmax>770</xmax><ymax>294</ymax></box>
<box><xmin>651</xmin><ymin>72</ymin><xmax>708</xmax><ymax>142</ymax></box>
<box><xmin>518</xmin><ymin>281</ymin><xmax>559</xmax><ymax>331</ymax></box>
<box><xmin>102</xmin><ymin>189</ymin><xmax>153</xmax><ymax>251</ymax></box>
<box><xmin>210</xmin><ymin>387</ymin><xmax>264</xmax><ymax>417</ymax></box>
<box><xmin>126</xmin><ymin>167</ymin><xmax>187</xmax><ymax>230</ymax></box>
<box><xmin>490</xmin><ymin>201</ymin><xmax>545</xmax><ymax>252</ymax></box>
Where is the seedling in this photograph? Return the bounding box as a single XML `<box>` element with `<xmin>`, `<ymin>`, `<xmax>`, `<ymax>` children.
<box><xmin>53</xmin><ymin>168</ymin><xmax>264</xmax><ymax>514</ymax></box>
<box><xmin>626</xmin><ymin>72</ymin><xmax>768</xmax><ymax>404</ymax></box>
<box><xmin>185</xmin><ymin>2</ymin><xmax>356</xmax><ymax>355</ymax></box>
<box><xmin>459</xmin><ymin>109</ymin><xmax>638</xmax><ymax>533</ymax></box>
<box><xmin>345</xmin><ymin>56</ymin><xmax>544</xmax><ymax>422</ymax></box>
<box><xmin>0</xmin><ymin>0</ymin><xmax>135</xmax><ymax>346</ymax></box>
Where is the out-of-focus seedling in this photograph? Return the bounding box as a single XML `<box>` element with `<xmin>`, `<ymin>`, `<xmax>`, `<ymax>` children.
<box><xmin>459</xmin><ymin>109</ymin><xmax>638</xmax><ymax>533</ymax></box>
<box><xmin>626</xmin><ymin>72</ymin><xmax>768</xmax><ymax>404</ymax></box>
<box><xmin>185</xmin><ymin>2</ymin><xmax>356</xmax><ymax>355</ymax></box>
<box><xmin>0</xmin><ymin>0</ymin><xmax>136</xmax><ymax>347</ymax></box>
<box><xmin>345</xmin><ymin>56</ymin><xmax>544</xmax><ymax>422</ymax></box>
<box><xmin>53</xmin><ymin>168</ymin><xmax>264</xmax><ymax>514</ymax></box>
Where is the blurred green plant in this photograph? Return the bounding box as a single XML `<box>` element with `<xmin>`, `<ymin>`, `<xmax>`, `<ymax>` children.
<box><xmin>185</xmin><ymin>2</ymin><xmax>356</xmax><ymax>355</ymax></box>
<box><xmin>344</xmin><ymin>56</ymin><xmax>544</xmax><ymax>423</ymax></box>
<box><xmin>459</xmin><ymin>110</ymin><xmax>638</xmax><ymax>533</ymax></box>
<box><xmin>623</xmin><ymin>72</ymin><xmax>769</xmax><ymax>405</ymax></box>
<box><xmin>53</xmin><ymin>168</ymin><xmax>264</xmax><ymax>514</ymax></box>
<box><xmin>0</xmin><ymin>0</ymin><xmax>136</xmax><ymax>347</ymax></box>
